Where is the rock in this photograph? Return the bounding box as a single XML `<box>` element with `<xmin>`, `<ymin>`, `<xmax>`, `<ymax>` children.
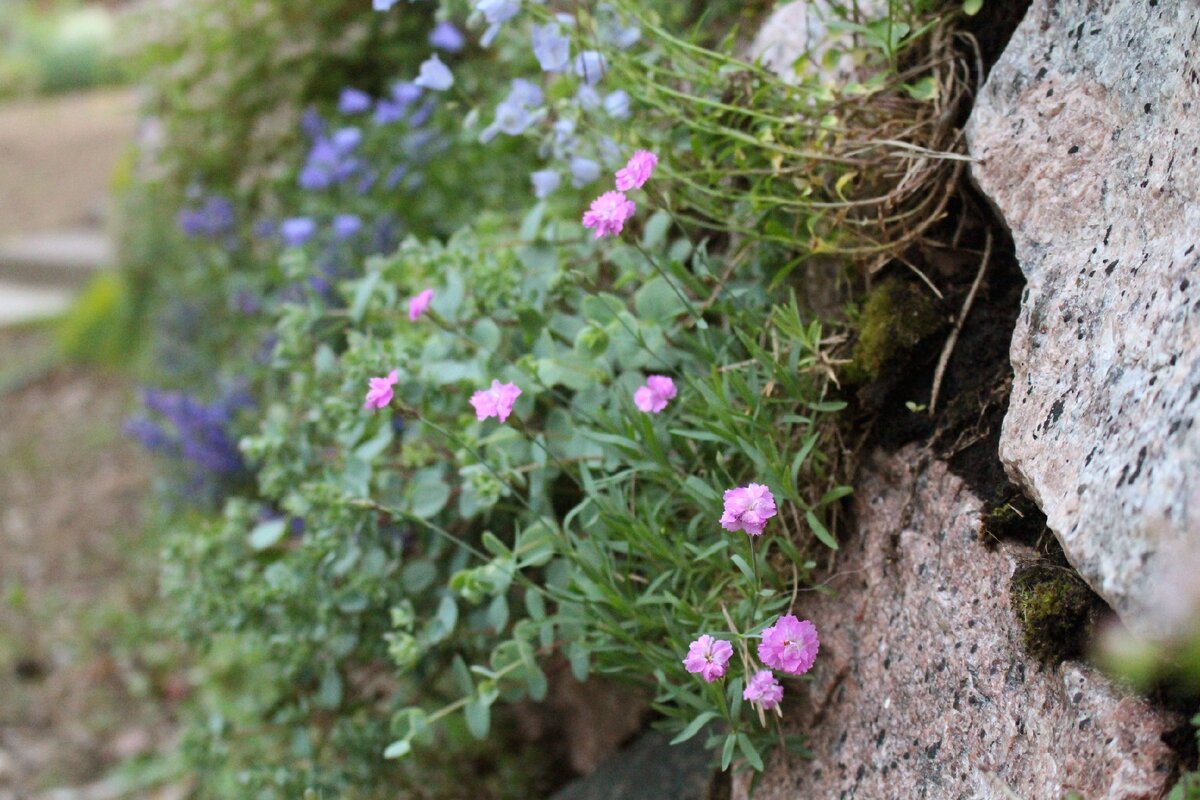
<box><xmin>514</xmin><ymin>669</ymin><xmax>648</xmax><ymax>775</ymax></box>
<box><xmin>736</xmin><ymin>449</ymin><xmax>1181</xmax><ymax>800</ymax></box>
<box><xmin>549</xmin><ymin>732</ymin><xmax>715</xmax><ymax>800</ymax></box>
<box><xmin>747</xmin><ymin>0</ymin><xmax>888</xmax><ymax>85</ymax></box>
<box><xmin>965</xmin><ymin>0</ymin><xmax>1200</xmax><ymax>636</ymax></box>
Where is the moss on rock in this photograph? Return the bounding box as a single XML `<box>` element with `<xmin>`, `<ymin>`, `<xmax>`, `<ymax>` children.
<box><xmin>844</xmin><ymin>278</ymin><xmax>944</xmax><ymax>384</ymax></box>
<box><xmin>1010</xmin><ymin>563</ymin><xmax>1102</xmax><ymax>663</ymax></box>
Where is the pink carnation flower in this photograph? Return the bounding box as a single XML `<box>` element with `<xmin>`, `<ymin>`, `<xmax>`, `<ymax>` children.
<box><xmin>408</xmin><ymin>288</ymin><xmax>434</xmax><ymax>321</ymax></box>
<box><xmin>582</xmin><ymin>190</ymin><xmax>636</xmax><ymax>239</ymax></box>
<box><xmin>719</xmin><ymin>483</ymin><xmax>778</xmax><ymax>536</ymax></box>
<box><xmin>757</xmin><ymin>615</ymin><xmax>819</xmax><ymax>675</ymax></box>
<box><xmin>470</xmin><ymin>379</ymin><xmax>522</xmax><ymax>423</ymax></box>
<box><xmin>363</xmin><ymin>369</ymin><xmax>399</xmax><ymax>410</ymax></box>
<box><xmin>615</xmin><ymin>150</ymin><xmax>658</xmax><ymax>191</ymax></box>
<box><xmin>742</xmin><ymin>669</ymin><xmax>784</xmax><ymax>710</ymax></box>
<box><xmin>682</xmin><ymin>634</ymin><xmax>733</xmax><ymax>683</ymax></box>
<box><xmin>633</xmin><ymin>375</ymin><xmax>677</xmax><ymax>413</ymax></box>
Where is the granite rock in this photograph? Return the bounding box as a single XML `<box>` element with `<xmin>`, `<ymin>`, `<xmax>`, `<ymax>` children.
<box><xmin>736</xmin><ymin>449</ymin><xmax>1181</xmax><ymax>800</ymax></box>
<box><xmin>747</xmin><ymin>0</ymin><xmax>888</xmax><ymax>85</ymax></box>
<box><xmin>965</xmin><ymin>0</ymin><xmax>1200</xmax><ymax>636</ymax></box>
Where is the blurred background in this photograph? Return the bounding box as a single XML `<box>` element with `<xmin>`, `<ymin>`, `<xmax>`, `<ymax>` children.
<box><xmin>0</xmin><ymin>1</ymin><xmax>172</xmax><ymax>797</ymax></box>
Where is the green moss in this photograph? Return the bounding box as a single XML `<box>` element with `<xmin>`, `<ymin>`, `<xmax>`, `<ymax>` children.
<box><xmin>1010</xmin><ymin>564</ymin><xmax>1100</xmax><ymax>663</ymax></box>
<box><xmin>843</xmin><ymin>278</ymin><xmax>944</xmax><ymax>384</ymax></box>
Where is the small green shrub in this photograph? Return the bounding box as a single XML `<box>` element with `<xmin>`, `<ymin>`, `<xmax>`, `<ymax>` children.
<box><xmin>56</xmin><ymin>272</ymin><xmax>140</xmax><ymax>366</ymax></box>
<box><xmin>0</xmin><ymin>5</ymin><xmax>125</xmax><ymax>97</ymax></box>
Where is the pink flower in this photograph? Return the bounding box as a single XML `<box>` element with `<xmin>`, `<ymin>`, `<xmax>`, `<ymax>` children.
<box><xmin>363</xmin><ymin>369</ymin><xmax>399</xmax><ymax>410</ymax></box>
<box><xmin>582</xmin><ymin>190</ymin><xmax>636</xmax><ymax>239</ymax></box>
<box><xmin>719</xmin><ymin>483</ymin><xmax>778</xmax><ymax>536</ymax></box>
<box><xmin>470</xmin><ymin>380</ymin><xmax>522</xmax><ymax>423</ymax></box>
<box><xmin>408</xmin><ymin>288</ymin><xmax>434</xmax><ymax>321</ymax></box>
<box><xmin>615</xmin><ymin>150</ymin><xmax>658</xmax><ymax>191</ymax></box>
<box><xmin>757</xmin><ymin>615</ymin><xmax>819</xmax><ymax>675</ymax></box>
<box><xmin>682</xmin><ymin>634</ymin><xmax>734</xmax><ymax>683</ymax></box>
<box><xmin>742</xmin><ymin>669</ymin><xmax>784</xmax><ymax>710</ymax></box>
<box><xmin>633</xmin><ymin>375</ymin><xmax>677</xmax><ymax>413</ymax></box>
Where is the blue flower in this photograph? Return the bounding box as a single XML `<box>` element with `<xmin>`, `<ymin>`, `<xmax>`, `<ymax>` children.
<box><xmin>332</xmin><ymin>126</ymin><xmax>363</xmax><ymax>152</ymax></box>
<box><xmin>178</xmin><ymin>195</ymin><xmax>235</xmax><ymax>239</ymax></box>
<box><xmin>356</xmin><ymin>168</ymin><xmax>379</xmax><ymax>195</ymax></box>
<box><xmin>475</xmin><ymin>0</ymin><xmax>519</xmax><ymax>46</ymax></box>
<box><xmin>300</xmin><ymin>106</ymin><xmax>325</xmax><ymax>139</ymax></box>
<box><xmin>530</xmin><ymin>169</ymin><xmax>561</xmax><ymax>199</ymax></box>
<box><xmin>531</xmin><ymin>23</ymin><xmax>570</xmax><ymax>72</ymax></box>
<box><xmin>384</xmin><ymin>165</ymin><xmax>409</xmax><ymax>190</ymax></box>
<box><xmin>569</xmin><ymin>156</ymin><xmax>601</xmax><ymax>187</ymax></box>
<box><xmin>506</xmin><ymin>78</ymin><xmax>544</xmax><ymax>109</ymax></box>
<box><xmin>299</xmin><ymin>163</ymin><xmax>333</xmax><ymax>191</ymax></box>
<box><xmin>280</xmin><ymin>217</ymin><xmax>317</xmax><ymax>247</ymax></box>
<box><xmin>392</xmin><ymin>81</ymin><xmax>423</xmax><ymax>105</ymax></box>
<box><xmin>480</xmin><ymin>101</ymin><xmax>533</xmax><ymax>143</ymax></box>
<box><xmin>575</xmin><ymin>85</ymin><xmax>602</xmax><ymax>110</ymax></box>
<box><xmin>574</xmin><ymin>51</ymin><xmax>607</xmax><ymax>85</ymax></box>
<box><xmin>374</xmin><ymin>99</ymin><xmax>405</xmax><ymax>125</ymax></box>
<box><xmin>338</xmin><ymin>87</ymin><xmax>372</xmax><ymax>115</ymax></box>
<box><xmin>429</xmin><ymin>20</ymin><xmax>466</xmax><ymax>52</ymax></box>
<box><xmin>333</xmin><ymin>214</ymin><xmax>363</xmax><ymax>240</ymax></box>
<box><xmin>373</xmin><ymin>0</ymin><xmax>400</xmax><ymax>10</ymax></box>
<box><xmin>407</xmin><ymin>98</ymin><xmax>436</xmax><ymax>128</ymax></box>
<box><xmin>414</xmin><ymin>55</ymin><xmax>454</xmax><ymax>91</ymax></box>
<box><xmin>603</xmin><ymin>89</ymin><xmax>631</xmax><ymax>119</ymax></box>
<box><xmin>597</xmin><ymin>136</ymin><xmax>621</xmax><ymax>165</ymax></box>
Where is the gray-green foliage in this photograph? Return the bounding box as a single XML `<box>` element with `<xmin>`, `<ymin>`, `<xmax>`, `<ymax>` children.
<box><xmin>135</xmin><ymin>0</ymin><xmax>981</xmax><ymax>792</ymax></box>
<box><xmin>162</xmin><ymin>204</ymin><xmax>846</xmax><ymax>791</ymax></box>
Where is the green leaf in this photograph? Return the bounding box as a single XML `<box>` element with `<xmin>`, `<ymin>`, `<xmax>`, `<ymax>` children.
<box><xmin>567</xmin><ymin>641</ymin><xmax>590</xmax><ymax>681</ymax></box>
<box><xmin>737</xmin><ymin>733</ymin><xmax>764</xmax><ymax>771</ymax></box>
<box><xmin>670</xmin><ymin>711</ymin><xmax>718</xmax><ymax>745</ymax></box>
<box><xmin>819</xmin><ymin>486</ymin><xmax>854</xmax><ymax>506</ymax></box>
<box><xmin>641</xmin><ymin>210</ymin><xmax>671</xmax><ymax>249</ymax></box>
<box><xmin>451</xmin><ymin>655</ymin><xmax>474</xmax><ymax>695</ymax></box>
<box><xmin>525</xmin><ymin>663</ymin><xmax>548</xmax><ymax>701</ymax></box>
<box><xmin>350</xmin><ymin>270</ymin><xmax>381</xmax><ymax>323</ymax></box>
<box><xmin>720</xmin><ymin>733</ymin><xmax>736</xmax><ymax>771</ymax></box>
<box><xmin>481</xmin><ymin>532</ymin><xmax>511</xmax><ymax>558</ymax></box>
<box><xmin>633</xmin><ymin>277</ymin><xmax>687</xmax><ymax>323</ymax></box>
<box><xmin>248</xmin><ymin>519</ymin><xmax>287</xmax><ymax>551</ymax></box>
<box><xmin>426</xmin><ymin>595</ymin><xmax>458</xmax><ymax>643</ymax></box>
<box><xmin>730</xmin><ymin>554</ymin><xmax>755</xmax><ymax>585</ymax></box>
<box><xmin>962</xmin><ymin>0</ymin><xmax>983</xmax><ymax>15</ymax></box>
<box><xmin>408</xmin><ymin>468</ymin><xmax>450</xmax><ymax>519</ymax></box>
<box><xmin>465</xmin><ymin>698</ymin><xmax>490</xmax><ymax>739</ymax></box>
<box><xmin>317</xmin><ymin>665</ymin><xmax>343</xmax><ymax>709</ymax></box>
<box><xmin>903</xmin><ymin>76</ymin><xmax>938</xmax><ymax>101</ymax></box>
<box><xmin>383</xmin><ymin>739</ymin><xmax>412</xmax><ymax>759</ymax></box>
<box><xmin>354</xmin><ymin>424</ymin><xmax>393</xmax><ymax>462</ymax></box>
<box><xmin>486</xmin><ymin>594</ymin><xmax>509</xmax><ymax>631</ymax></box>
<box><xmin>401</xmin><ymin>560</ymin><xmax>437</xmax><ymax>593</ymax></box>
<box><xmin>525</xmin><ymin>588</ymin><xmax>546</xmax><ymax>621</ymax></box>
<box><xmin>805</xmin><ymin>509</ymin><xmax>838</xmax><ymax>550</ymax></box>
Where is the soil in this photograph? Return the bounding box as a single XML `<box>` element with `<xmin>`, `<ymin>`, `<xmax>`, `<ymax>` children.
<box><xmin>0</xmin><ymin>329</ymin><xmax>183</xmax><ymax>797</ymax></box>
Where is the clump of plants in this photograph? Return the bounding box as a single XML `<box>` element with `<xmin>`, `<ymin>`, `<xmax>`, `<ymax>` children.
<box><xmin>123</xmin><ymin>0</ymin><xmax>988</xmax><ymax>794</ymax></box>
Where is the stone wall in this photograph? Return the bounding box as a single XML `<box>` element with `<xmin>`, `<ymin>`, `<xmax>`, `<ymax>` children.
<box><xmin>737</xmin><ymin>449</ymin><xmax>1181</xmax><ymax>800</ymax></box>
<box><xmin>966</xmin><ymin>0</ymin><xmax>1200</xmax><ymax>637</ymax></box>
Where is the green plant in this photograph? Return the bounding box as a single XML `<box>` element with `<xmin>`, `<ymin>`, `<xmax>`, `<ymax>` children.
<box><xmin>123</xmin><ymin>0</ymin><xmax>985</xmax><ymax>791</ymax></box>
<box><xmin>57</xmin><ymin>272</ymin><xmax>141</xmax><ymax>366</ymax></box>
